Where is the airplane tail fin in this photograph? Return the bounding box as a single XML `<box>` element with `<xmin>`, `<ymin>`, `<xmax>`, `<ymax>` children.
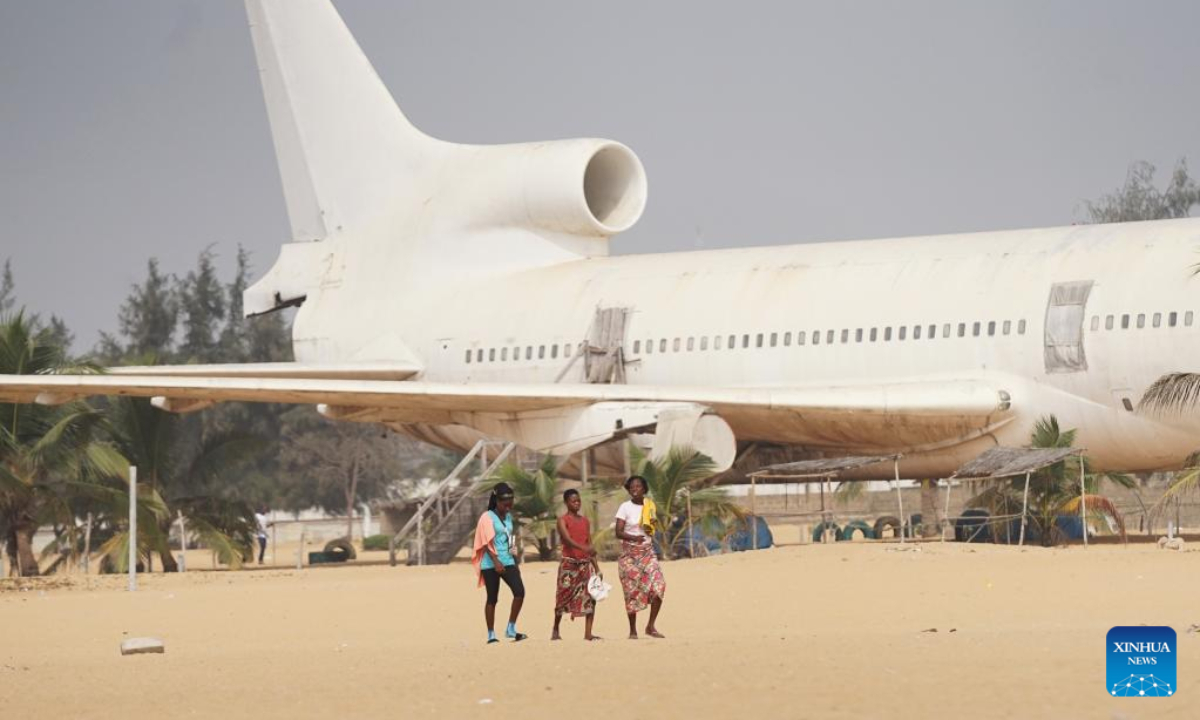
<box><xmin>243</xmin><ymin>0</ymin><xmax>647</xmax><ymax>323</ymax></box>
<box><xmin>245</xmin><ymin>0</ymin><xmax>437</xmax><ymax>245</ymax></box>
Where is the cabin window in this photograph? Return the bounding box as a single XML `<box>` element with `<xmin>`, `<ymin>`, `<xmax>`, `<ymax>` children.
<box><xmin>783</xmin><ymin>332</ymin><xmax>792</xmax><ymax>346</ymax></box>
<box><xmin>1121</xmin><ymin>314</ymin><xmax>1130</xmax><ymax>329</ymax></box>
<box><xmin>475</xmin><ymin>349</ymin><xmax>483</xmax><ymax>362</ymax></box>
<box><xmin>957</xmin><ymin>323</ymin><xmax>966</xmax><ymax>338</ymax></box>
<box><xmin>987</xmin><ymin>321</ymin><xmax>996</xmax><ymax>336</ymax></box>
<box><xmin>756</xmin><ymin>333</ymin><xmax>764</xmax><ymax>348</ymax></box>
<box><xmin>942</xmin><ymin>323</ymin><xmax>951</xmax><ymax>338</ymax></box>
<box><xmin>827</xmin><ymin>330</ymin><xmax>835</xmax><ymax>344</ymax></box>
<box><xmin>840</xmin><ymin>329</ymin><xmax>849</xmax><ymax>344</ymax></box>
<box><xmin>489</xmin><ymin>348</ymin><xmax>496</xmax><ymax>362</ymax></box>
<box><xmin>1136</xmin><ymin>313</ymin><xmax>1146</xmax><ymax>329</ymax></box>
<box><xmin>501</xmin><ymin>348</ymin><xmax>508</xmax><ymax>361</ymax></box>
<box><xmin>659</xmin><ymin>339</ymin><xmax>667</xmax><ymax>353</ymax></box>
<box><xmin>465</xmin><ymin>350</ymin><xmax>472</xmax><ymax>364</ymax></box>
<box><xmin>551</xmin><ymin>345</ymin><xmax>558</xmax><ymax>359</ymax></box>
<box><xmin>1003</xmin><ymin>320</ymin><xmax>1012</xmax><ymax>335</ymax></box>
<box><xmin>673</xmin><ymin>338</ymin><xmax>681</xmax><ymax>352</ymax></box>
<box><xmin>1169</xmin><ymin>312</ymin><xmax>1178</xmax><ymax>327</ymax></box>
<box><xmin>715</xmin><ymin>335</ymin><xmax>723</xmax><ymax>350</ymax></box>
<box><xmin>813</xmin><ymin>331</ymin><xmax>821</xmax><ymax>345</ymax></box>
<box><xmin>972</xmin><ymin>322</ymin><xmax>981</xmax><ymax>337</ymax></box>
<box><xmin>646</xmin><ymin>340</ymin><xmax>654</xmax><ymax>355</ymax></box>
<box><xmin>884</xmin><ymin>327</ymin><xmax>892</xmax><ymax>341</ymax></box>
<box><xmin>1018</xmin><ymin>319</ymin><xmax>1027</xmax><ymax>334</ymax></box>
<box><xmin>1187</xmin><ymin>311</ymin><xmax>1195</xmax><ymax>326</ymax></box>
<box><xmin>539</xmin><ymin>345</ymin><xmax>546</xmax><ymax>359</ymax></box>
<box><xmin>855</xmin><ymin>328</ymin><xmax>864</xmax><ymax>342</ymax></box>
<box><xmin>898</xmin><ymin>326</ymin><xmax>907</xmax><ymax>341</ymax></box>
<box><xmin>1090</xmin><ymin>316</ymin><xmax>1099</xmax><ymax>331</ymax></box>
<box><xmin>913</xmin><ymin>325</ymin><xmax>922</xmax><ymax>340</ymax></box>
<box><xmin>770</xmin><ymin>332</ymin><xmax>778</xmax><ymax>347</ymax></box>
<box><xmin>1153</xmin><ymin>312</ymin><xmax>1162</xmax><ymax>328</ymax></box>
<box><xmin>728</xmin><ymin>334</ymin><xmax>736</xmax><ymax>349</ymax></box>
<box><xmin>633</xmin><ymin>340</ymin><xmax>641</xmax><ymax>354</ymax></box>
<box><xmin>700</xmin><ymin>336</ymin><xmax>709</xmax><ymax>351</ymax></box>
<box><xmin>870</xmin><ymin>328</ymin><xmax>878</xmax><ymax>342</ymax></box>
<box><xmin>564</xmin><ymin>344</ymin><xmax>572</xmax><ymax>357</ymax></box>
<box><xmin>1105</xmin><ymin>315</ymin><xmax>1114</xmax><ymax>330</ymax></box>
<box><xmin>687</xmin><ymin>337</ymin><xmax>695</xmax><ymax>351</ymax></box>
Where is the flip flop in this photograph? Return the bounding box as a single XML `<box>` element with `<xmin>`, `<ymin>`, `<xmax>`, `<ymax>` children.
<box><xmin>586</xmin><ymin>636</ymin><xmax>603</xmax><ymax>641</ymax></box>
<box><xmin>487</xmin><ymin>638</ymin><xmax>499</xmax><ymax>644</ymax></box>
<box><xmin>511</xmin><ymin>633</ymin><xmax>528</xmax><ymax>642</ymax></box>
<box><xmin>646</xmin><ymin>629</ymin><xmax>666</xmax><ymax>639</ymax></box>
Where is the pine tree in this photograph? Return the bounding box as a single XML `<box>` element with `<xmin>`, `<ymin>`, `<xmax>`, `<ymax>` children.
<box><xmin>0</xmin><ymin>259</ymin><xmax>14</xmax><ymax>316</ymax></box>
<box><xmin>178</xmin><ymin>247</ymin><xmax>227</xmax><ymax>363</ymax></box>
<box><xmin>116</xmin><ymin>258</ymin><xmax>178</xmax><ymax>361</ymax></box>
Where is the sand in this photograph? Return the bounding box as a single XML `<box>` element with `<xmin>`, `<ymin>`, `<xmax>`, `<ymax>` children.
<box><xmin>2</xmin><ymin>541</ymin><xmax>1198</xmax><ymax>719</ymax></box>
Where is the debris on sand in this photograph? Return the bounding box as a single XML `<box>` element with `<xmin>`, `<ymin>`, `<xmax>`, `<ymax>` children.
<box><xmin>120</xmin><ymin>638</ymin><xmax>164</xmax><ymax>656</ymax></box>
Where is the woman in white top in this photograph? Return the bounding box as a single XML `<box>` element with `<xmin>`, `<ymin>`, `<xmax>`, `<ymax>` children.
<box><xmin>614</xmin><ymin>475</ymin><xmax>666</xmax><ymax>639</ymax></box>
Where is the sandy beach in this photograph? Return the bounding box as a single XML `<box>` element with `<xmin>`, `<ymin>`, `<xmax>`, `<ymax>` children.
<box><xmin>2</xmin><ymin>541</ymin><xmax>1197</xmax><ymax>719</ymax></box>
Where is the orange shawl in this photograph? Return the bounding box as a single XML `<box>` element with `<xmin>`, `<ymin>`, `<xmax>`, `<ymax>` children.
<box><xmin>471</xmin><ymin>511</ymin><xmax>497</xmax><ymax>587</ymax></box>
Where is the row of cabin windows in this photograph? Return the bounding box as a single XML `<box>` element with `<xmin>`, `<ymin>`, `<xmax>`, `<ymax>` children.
<box><xmin>1090</xmin><ymin>311</ymin><xmax>1194</xmax><ymax>331</ymax></box>
<box><xmin>630</xmin><ymin>319</ymin><xmax>1028</xmax><ymax>356</ymax></box>
<box><xmin>465</xmin><ymin>342</ymin><xmax>578</xmax><ymax>364</ymax></box>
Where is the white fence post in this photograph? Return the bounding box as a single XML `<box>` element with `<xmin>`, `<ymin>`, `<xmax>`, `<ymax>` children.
<box><xmin>128</xmin><ymin>465</ymin><xmax>138</xmax><ymax>592</ymax></box>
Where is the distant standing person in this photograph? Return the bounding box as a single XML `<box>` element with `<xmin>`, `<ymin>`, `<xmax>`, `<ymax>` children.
<box><xmin>254</xmin><ymin>506</ymin><xmax>271</xmax><ymax>565</ymax></box>
<box><xmin>471</xmin><ymin>482</ymin><xmax>527</xmax><ymax>643</ymax></box>
<box><xmin>552</xmin><ymin>489</ymin><xmax>600</xmax><ymax>641</ymax></box>
<box><xmin>614</xmin><ymin>475</ymin><xmax>666</xmax><ymax>639</ymax></box>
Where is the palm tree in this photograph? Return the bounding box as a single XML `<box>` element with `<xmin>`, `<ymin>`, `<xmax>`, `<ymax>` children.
<box><xmin>0</xmin><ymin>312</ymin><xmax>126</xmax><ymax>575</ymax></box>
<box><xmin>105</xmin><ymin>396</ymin><xmax>262</xmax><ymax>571</ymax></box>
<box><xmin>967</xmin><ymin>416</ymin><xmax>1131</xmax><ymax>546</ymax></box>
<box><xmin>480</xmin><ymin>454</ymin><xmax>561</xmax><ymax>561</ymax></box>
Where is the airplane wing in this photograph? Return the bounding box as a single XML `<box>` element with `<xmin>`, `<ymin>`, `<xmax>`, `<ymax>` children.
<box><xmin>0</xmin><ymin>370</ymin><xmax>1015</xmax><ymax>469</ymax></box>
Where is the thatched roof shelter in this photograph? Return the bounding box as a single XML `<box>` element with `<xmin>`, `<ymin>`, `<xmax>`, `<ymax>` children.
<box><xmin>952</xmin><ymin>447</ymin><xmax>1081</xmax><ymax>480</ymax></box>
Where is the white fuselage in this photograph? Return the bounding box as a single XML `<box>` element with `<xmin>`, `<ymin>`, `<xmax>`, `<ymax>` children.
<box><xmin>289</xmin><ymin>217</ymin><xmax>1200</xmax><ymax>478</ymax></box>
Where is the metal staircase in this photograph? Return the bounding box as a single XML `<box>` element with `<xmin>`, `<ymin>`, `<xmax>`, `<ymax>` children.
<box><xmin>388</xmin><ymin>440</ymin><xmax>515</xmax><ymax>566</ymax></box>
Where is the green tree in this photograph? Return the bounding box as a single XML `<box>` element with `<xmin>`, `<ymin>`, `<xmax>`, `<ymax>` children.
<box><xmin>106</xmin><ymin>396</ymin><xmax>263</xmax><ymax>571</ymax></box>
<box><xmin>278</xmin><ymin>409</ymin><xmax>417</xmax><ymax>539</ymax></box>
<box><xmin>178</xmin><ymin>247</ymin><xmax>226</xmax><ymax>363</ymax></box>
<box><xmin>103</xmin><ymin>258</ymin><xmax>178</xmax><ymax>362</ymax></box>
<box><xmin>0</xmin><ymin>313</ymin><xmax>125</xmax><ymax>575</ymax></box>
<box><xmin>0</xmin><ymin>259</ymin><xmax>14</xmax><ymax>316</ymax></box>
<box><xmin>1085</xmin><ymin>159</ymin><xmax>1199</xmax><ymax>223</ymax></box>
<box><xmin>966</xmin><ymin>416</ymin><xmax>1131</xmax><ymax>546</ymax></box>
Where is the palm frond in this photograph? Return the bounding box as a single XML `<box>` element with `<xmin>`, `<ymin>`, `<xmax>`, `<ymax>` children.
<box><xmin>1139</xmin><ymin>373</ymin><xmax>1200</xmax><ymax>415</ymax></box>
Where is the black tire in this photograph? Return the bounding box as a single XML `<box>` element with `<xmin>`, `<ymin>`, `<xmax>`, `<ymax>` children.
<box><xmin>955</xmin><ymin>509</ymin><xmax>991</xmax><ymax>543</ymax></box>
<box><xmin>812</xmin><ymin>521</ymin><xmax>840</xmax><ymax>543</ymax></box>
<box><xmin>873</xmin><ymin>516</ymin><xmax>902</xmax><ymax>539</ymax></box>
<box><xmin>838</xmin><ymin>520</ymin><xmax>875</xmax><ymax>541</ymax></box>
<box><xmin>323</xmin><ymin>537</ymin><xmax>357</xmax><ymax>562</ymax></box>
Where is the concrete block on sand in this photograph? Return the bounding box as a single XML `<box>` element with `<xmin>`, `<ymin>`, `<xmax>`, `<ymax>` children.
<box><xmin>120</xmin><ymin>637</ymin><xmax>165</xmax><ymax>656</ymax></box>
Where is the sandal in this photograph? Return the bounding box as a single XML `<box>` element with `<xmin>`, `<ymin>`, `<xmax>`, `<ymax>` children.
<box><xmin>487</xmin><ymin>638</ymin><xmax>499</xmax><ymax>644</ymax></box>
<box><xmin>511</xmin><ymin>633</ymin><xmax>528</xmax><ymax>642</ymax></box>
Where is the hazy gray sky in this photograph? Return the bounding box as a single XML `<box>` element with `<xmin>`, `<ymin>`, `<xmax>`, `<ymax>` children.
<box><xmin>2</xmin><ymin>1</ymin><xmax>1198</xmax><ymax>350</ymax></box>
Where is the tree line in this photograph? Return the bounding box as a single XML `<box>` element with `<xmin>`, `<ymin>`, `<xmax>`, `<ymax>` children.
<box><xmin>1</xmin><ymin>246</ymin><xmax>456</xmax><ymax>576</ymax></box>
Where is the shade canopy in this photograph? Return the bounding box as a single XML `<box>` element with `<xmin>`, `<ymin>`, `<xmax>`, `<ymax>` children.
<box><xmin>951</xmin><ymin>447</ymin><xmax>1082</xmax><ymax>480</ymax></box>
<box><xmin>743</xmin><ymin>454</ymin><xmax>902</xmax><ymax>484</ymax></box>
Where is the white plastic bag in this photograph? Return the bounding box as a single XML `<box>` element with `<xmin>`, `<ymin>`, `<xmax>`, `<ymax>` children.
<box><xmin>587</xmin><ymin>573</ymin><xmax>612</xmax><ymax>602</ymax></box>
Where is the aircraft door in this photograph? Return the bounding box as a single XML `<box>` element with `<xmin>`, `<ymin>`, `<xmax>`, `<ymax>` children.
<box><xmin>1043</xmin><ymin>281</ymin><xmax>1093</xmax><ymax>373</ymax></box>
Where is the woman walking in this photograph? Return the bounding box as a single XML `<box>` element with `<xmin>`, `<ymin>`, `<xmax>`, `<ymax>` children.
<box><xmin>471</xmin><ymin>482</ymin><xmax>527</xmax><ymax>643</ymax></box>
<box><xmin>552</xmin><ymin>488</ymin><xmax>600</xmax><ymax>641</ymax></box>
<box><xmin>614</xmin><ymin>475</ymin><xmax>666</xmax><ymax>639</ymax></box>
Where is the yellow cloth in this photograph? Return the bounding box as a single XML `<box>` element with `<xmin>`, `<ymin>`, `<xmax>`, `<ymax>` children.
<box><xmin>640</xmin><ymin>497</ymin><xmax>658</xmax><ymax>535</ymax></box>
